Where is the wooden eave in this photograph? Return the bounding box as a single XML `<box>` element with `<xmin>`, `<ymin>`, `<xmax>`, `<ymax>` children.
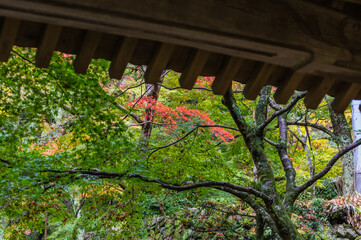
<box><xmin>1</xmin><ymin>0</ymin><xmax>361</xmax><ymax>112</ymax></box>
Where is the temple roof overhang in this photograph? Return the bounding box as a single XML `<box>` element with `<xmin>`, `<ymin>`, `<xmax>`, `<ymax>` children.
<box><xmin>1</xmin><ymin>0</ymin><xmax>361</xmax><ymax>112</ymax></box>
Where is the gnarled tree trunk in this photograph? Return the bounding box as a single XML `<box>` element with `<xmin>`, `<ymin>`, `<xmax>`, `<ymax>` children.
<box><xmin>222</xmin><ymin>88</ymin><xmax>303</xmax><ymax>240</ymax></box>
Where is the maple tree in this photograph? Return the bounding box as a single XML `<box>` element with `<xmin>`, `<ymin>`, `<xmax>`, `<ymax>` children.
<box><xmin>0</xmin><ymin>48</ymin><xmax>359</xmax><ymax>239</ymax></box>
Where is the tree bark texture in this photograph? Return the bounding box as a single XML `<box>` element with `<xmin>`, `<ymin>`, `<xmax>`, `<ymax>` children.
<box><xmin>222</xmin><ymin>88</ymin><xmax>303</xmax><ymax>240</ymax></box>
<box><xmin>327</xmin><ymin>99</ymin><xmax>354</xmax><ymax>196</ymax></box>
<box><xmin>140</xmin><ymin>82</ymin><xmax>162</xmax><ymax>147</ymax></box>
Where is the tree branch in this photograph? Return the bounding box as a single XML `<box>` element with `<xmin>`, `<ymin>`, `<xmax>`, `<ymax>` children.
<box><xmin>222</xmin><ymin>88</ymin><xmax>251</xmax><ymax>138</ymax></box>
<box><xmin>158</xmin><ymin>84</ymin><xmax>242</xmax><ymax>93</ymax></box>
<box><xmin>268</xmin><ymin>98</ymin><xmax>282</xmax><ymax>111</ymax></box>
<box><xmin>128</xmin><ymin>174</ymin><xmax>272</xmax><ymax>201</ymax></box>
<box><xmin>277</xmin><ymin>114</ymin><xmax>296</xmax><ymax>192</ymax></box>
<box><xmin>42</xmin><ymin>168</ymin><xmax>271</xmax><ymax>201</ymax></box>
<box><xmin>264</xmin><ymin>137</ymin><xmax>279</xmax><ymax>147</ymax></box>
<box><xmin>286</xmin><ymin>121</ymin><xmax>335</xmax><ymax>138</ymax></box>
<box><xmin>147</xmin><ymin>124</ymin><xmax>238</xmax><ymax>158</ymax></box>
<box><xmin>214</xmin><ymin>186</ymin><xmax>277</xmax><ymax>234</ymax></box>
<box><xmin>121</xmin><ymin>87</ymin><xmax>152</xmax><ymax>121</ymax></box>
<box><xmin>116</xmin><ymin>103</ymin><xmax>142</xmax><ymax>123</ymax></box>
<box><xmin>41</xmin><ymin>169</ymin><xmax>126</xmax><ymax>178</ymax></box>
<box><xmin>294</xmin><ymin>138</ymin><xmax>361</xmax><ymax>195</ymax></box>
<box><xmin>255</xmin><ymin>86</ymin><xmax>271</xmax><ymax>126</ymax></box>
<box><xmin>287</xmin><ymin>127</ymin><xmax>304</xmax><ymax>144</ymax></box>
<box><xmin>259</xmin><ymin>92</ymin><xmax>306</xmax><ymax>132</ymax></box>
<box><xmin>113</xmin><ymin>82</ymin><xmax>145</xmax><ymax>98</ymax></box>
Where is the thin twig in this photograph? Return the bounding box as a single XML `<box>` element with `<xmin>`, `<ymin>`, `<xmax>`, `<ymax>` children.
<box><xmin>122</xmin><ymin>87</ymin><xmax>152</xmax><ymax>121</ymax></box>
<box><xmin>202</xmin><ymin>135</ymin><xmax>240</xmax><ymax>152</ymax></box>
<box><xmin>113</xmin><ymin>82</ymin><xmax>145</xmax><ymax>97</ymax></box>
<box><xmin>147</xmin><ymin>124</ymin><xmax>238</xmax><ymax>158</ymax></box>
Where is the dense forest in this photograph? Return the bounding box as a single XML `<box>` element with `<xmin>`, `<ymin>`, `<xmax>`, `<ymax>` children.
<box><xmin>0</xmin><ymin>48</ymin><xmax>361</xmax><ymax>239</ymax></box>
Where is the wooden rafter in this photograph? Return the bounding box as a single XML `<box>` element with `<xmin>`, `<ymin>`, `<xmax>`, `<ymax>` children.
<box><xmin>74</xmin><ymin>31</ymin><xmax>101</xmax><ymax>74</ymax></box>
<box><xmin>243</xmin><ymin>63</ymin><xmax>275</xmax><ymax>100</ymax></box>
<box><xmin>179</xmin><ymin>49</ymin><xmax>210</xmax><ymax>90</ymax></box>
<box><xmin>304</xmin><ymin>78</ymin><xmax>335</xmax><ymax>109</ymax></box>
<box><xmin>0</xmin><ymin>0</ymin><xmax>360</xmax><ymax>111</ymax></box>
<box><xmin>144</xmin><ymin>43</ymin><xmax>174</xmax><ymax>85</ymax></box>
<box><xmin>109</xmin><ymin>37</ymin><xmax>138</xmax><ymax>79</ymax></box>
<box><xmin>212</xmin><ymin>57</ymin><xmax>243</xmax><ymax>95</ymax></box>
<box><xmin>36</xmin><ymin>24</ymin><xmax>62</xmax><ymax>68</ymax></box>
<box><xmin>274</xmin><ymin>71</ymin><xmax>305</xmax><ymax>105</ymax></box>
<box><xmin>0</xmin><ymin>18</ymin><xmax>20</xmax><ymax>62</ymax></box>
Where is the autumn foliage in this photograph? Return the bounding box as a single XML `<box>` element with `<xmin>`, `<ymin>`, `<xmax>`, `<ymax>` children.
<box><xmin>127</xmin><ymin>95</ymin><xmax>234</xmax><ymax>142</ymax></box>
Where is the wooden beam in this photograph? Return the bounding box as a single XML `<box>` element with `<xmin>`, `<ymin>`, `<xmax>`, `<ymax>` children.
<box><xmin>243</xmin><ymin>63</ymin><xmax>275</xmax><ymax>100</ymax></box>
<box><xmin>304</xmin><ymin>77</ymin><xmax>335</xmax><ymax>109</ymax></box>
<box><xmin>274</xmin><ymin>71</ymin><xmax>304</xmax><ymax>104</ymax></box>
<box><xmin>179</xmin><ymin>49</ymin><xmax>210</xmax><ymax>90</ymax></box>
<box><xmin>331</xmin><ymin>83</ymin><xmax>361</xmax><ymax>113</ymax></box>
<box><xmin>109</xmin><ymin>37</ymin><xmax>137</xmax><ymax>79</ymax></box>
<box><xmin>0</xmin><ymin>0</ymin><xmax>311</xmax><ymax>70</ymax></box>
<box><xmin>212</xmin><ymin>56</ymin><xmax>243</xmax><ymax>95</ymax></box>
<box><xmin>35</xmin><ymin>24</ymin><xmax>62</xmax><ymax>68</ymax></box>
<box><xmin>5</xmin><ymin>0</ymin><xmax>361</xmax><ymax>81</ymax></box>
<box><xmin>144</xmin><ymin>42</ymin><xmax>174</xmax><ymax>85</ymax></box>
<box><xmin>0</xmin><ymin>18</ymin><xmax>20</xmax><ymax>61</ymax></box>
<box><xmin>73</xmin><ymin>31</ymin><xmax>101</xmax><ymax>74</ymax></box>
<box><xmin>342</xmin><ymin>0</ymin><xmax>361</xmax><ymax>5</ymax></box>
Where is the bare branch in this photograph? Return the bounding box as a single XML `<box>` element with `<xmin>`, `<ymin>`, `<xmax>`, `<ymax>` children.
<box><xmin>42</xmin><ymin>167</ymin><xmax>271</xmax><ymax>202</ymax></box>
<box><xmin>287</xmin><ymin>127</ymin><xmax>304</xmax><ymax>144</ymax></box>
<box><xmin>268</xmin><ymin>98</ymin><xmax>282</xmax><ymax>111</ymax></box>
<box><xmin>147</xmin><ymin>127</ymin><xmax>198</xmax><ymax>158</ymax></box>
<box><xmin>116</xmin><ymin>103</ymin><xmax>142</xmax><ymax>123</ymax></box>
<box><xmin>147</xmin><ymin>124</ymin><xmax>238</xmax><ymax>158</ymax></box>
<box><xmin>121</xmin><ymin>87</ymin><xmax>152</xmax><ymax>121</ymax></box>
<box><xmin>259</xmin><ymin>92</ymin><xmax>306</xmax><ymax>132</ymax></box>
<box><xmin>41</xmin><ymin>169</ymin><xmax>126</xmax><ymax>178</ymax></box>
<box><xmin>278</xmin><ymin>114</ymin><xmax>296</xmax><ymax>192</ymax></box>
<box><xmin>294</xmin><ymin>138</ymin><xmax>361</xmax><ymax>195</ymax></box>
<box><xmin>129</xmin><ymin>173</ymin><xmax>272</xmax><ymax>202</ymax></box>
<box><xmin>113</xmin><ymin>82</ymin><xmax>145</xmax><ymax>97</ymax></box>
<box><xmin>286</xmin><ymin>121</ymin><xmax>335</xmax><ymax>138</ymax></box>
<box><xmin>159</xmin><ymin>84</ymin><xmax>242</xmax><ymax>93</ymax></box>
<box><xmin>264</xmin><ymin>137</ymin><xmax>279</xmax><ymax>147</ymax></box>
<box><xmin>127</xmin><ymin>121</ymin><xmax>178</xmax><ymax>127</ymax></box>
<box><xmin>222</xmin><ymin>88</ymin><xmax>250</xmax><ymax>138</ymax></box>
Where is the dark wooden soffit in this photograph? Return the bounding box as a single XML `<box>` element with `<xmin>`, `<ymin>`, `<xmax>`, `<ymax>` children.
<box><xmin>0</xmin><ymin>0</ymin><xmax>361</xmax><ymax>112</ymax></box>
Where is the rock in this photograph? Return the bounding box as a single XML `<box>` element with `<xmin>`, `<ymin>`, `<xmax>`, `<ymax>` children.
<box><xmin>345</xmin><ymin>228</ymin><xmax>358</xmax><ymax>240</ymax></box>
<box><xmin>336</xmin><ymin>225</ymin><xmax>346</xmax><ymax>238</ymax></box>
